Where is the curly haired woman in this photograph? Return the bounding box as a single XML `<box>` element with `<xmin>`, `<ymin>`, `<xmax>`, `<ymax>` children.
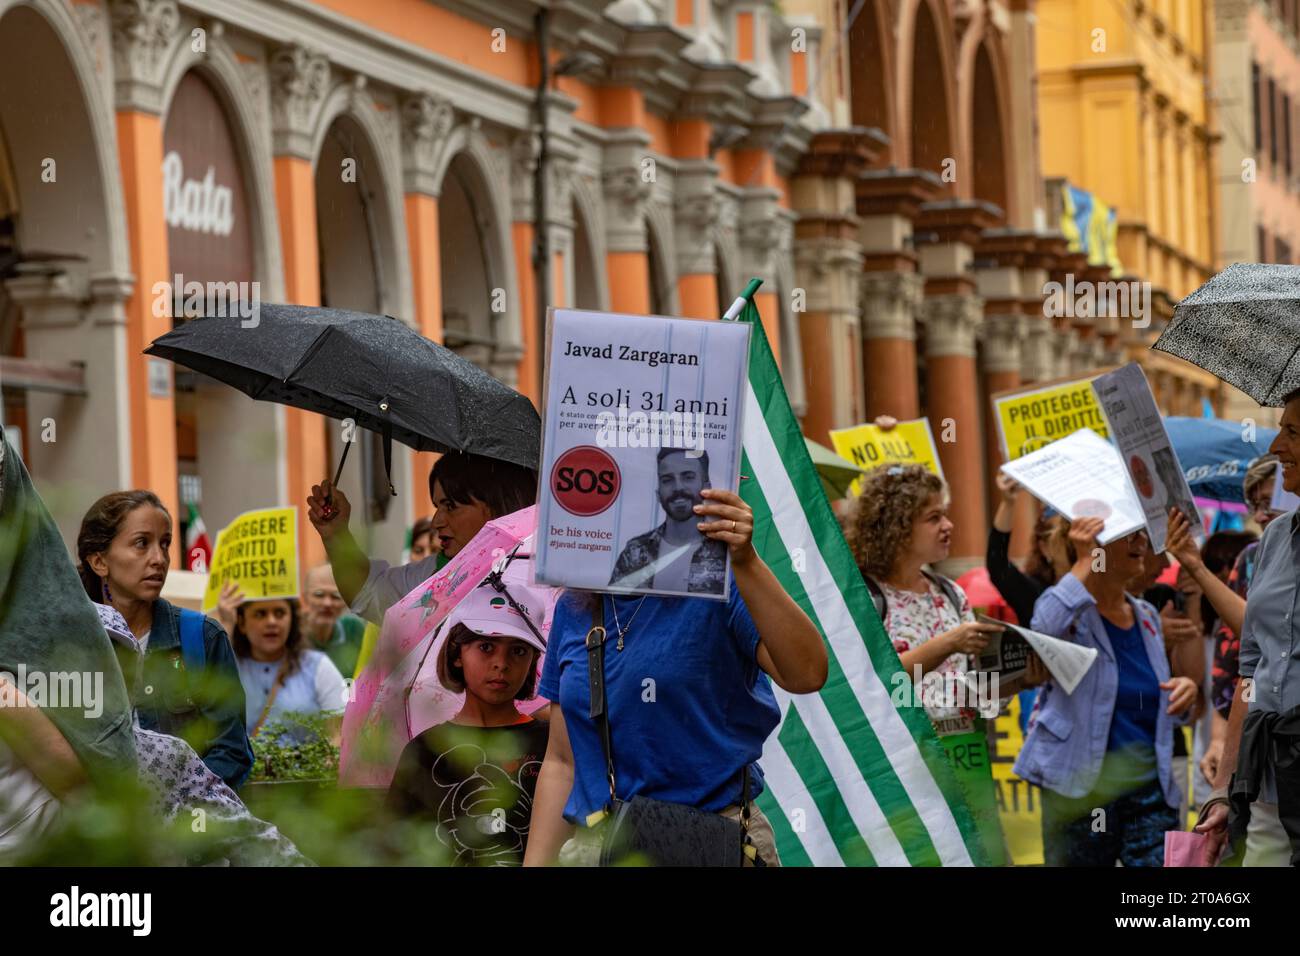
<box><xmin>852</xmin><ymin>463</ymin><xmax>1009</xmax><ymax>864</ymax></box>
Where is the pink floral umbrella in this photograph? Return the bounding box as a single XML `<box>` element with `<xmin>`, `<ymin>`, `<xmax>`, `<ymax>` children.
<box><xmin>338</xmin><ymin>506</ymin><xmax>555</xmax><ymax>788</ymax></box>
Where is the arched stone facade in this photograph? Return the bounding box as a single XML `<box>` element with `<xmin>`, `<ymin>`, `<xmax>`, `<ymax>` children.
<box><xmin>0</xmin><ymin>0</ymin><xmax>133</xmax><ymax>542</ymax></box>
<box><xmin>433</xmin><ymin>128</ymin><xmax>525</xmax><ymax>383</ymax></box>
<box><xmin>6</xmin><ymin>0</ymin><xmax>868</xmax><ymax>565</ymax></box>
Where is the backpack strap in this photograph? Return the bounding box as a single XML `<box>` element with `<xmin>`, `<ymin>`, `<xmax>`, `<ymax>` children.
<box><xmin>863</xmin><ymin>575</ymin><xmax>888</xmax><ymax>623</ymax></box>
<box><xmin>923</xmin><ymin>570</ymin><xmax>964</xmax><ymax>618</ymax></box>
<box><xmin>178</xmin><ymin>608</ymin><xmax>207</xmax><ymax>675</ymax></box>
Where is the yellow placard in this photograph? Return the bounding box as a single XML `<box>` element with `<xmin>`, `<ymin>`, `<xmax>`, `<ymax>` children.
<box><xmin>990</xmin><ymin>694</ymin><xmax>1044</xmax><ymax>866</ymax></box>
<box><xmin>828</xmin><ymin>418</ymin><xmax>944</xmax><ymax>496</ymax></box>
<box><xmin>201</xmin><ymin>507</ymin><xmax>299</xmax><ymax>611</ymax></box>
<box><xmin>992</xmin><ymin>377</ymin><xmax>1110</xmax><ymax>461</ymax></box>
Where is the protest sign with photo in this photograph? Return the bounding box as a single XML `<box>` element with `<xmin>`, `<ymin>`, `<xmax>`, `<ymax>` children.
<box><xmin>201</xmin><ymin>506</ymin><xmax>299</xmax><ymax>611</ymax></box>
<box><xmin>534</xmin><ymin>307</ymin><xmax>750</xmax><ymax>599</ymax></box>
<box><xmin>827</xmin><ymin>417</ymin><xmax>944</xmax><ymax>495</ymax></box>
<box><xmin>1000</xmin><ymin>427</ymin><xmax>1145</xmax><ymax>544</ymax></box>
<box><xmin>1091</xmin><ymin>362</ymin><xmax>1202</xmax><ymax>552</ymax></box>
<box><xmin>992</xmin><ymin>373</ymin><xmax>1111</xmax><ymax>461</ymax></box>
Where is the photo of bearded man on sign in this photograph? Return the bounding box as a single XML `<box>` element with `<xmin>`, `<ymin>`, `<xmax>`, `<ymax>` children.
<box><xmin>609</xmin><ymin>447</ymin><xmax>727</xmax><ymax>595</ymax></box>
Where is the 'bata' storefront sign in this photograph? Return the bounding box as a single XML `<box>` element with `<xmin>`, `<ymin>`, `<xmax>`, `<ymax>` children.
<box><xmin>162</xmin><ymin>71</ymin><xmax>253</xmax><ymax>286</ymax></box>
<box><xmin>163</xmin><ymin>151</ymin><xmax>234</xmax><ymax>236</ymax></box>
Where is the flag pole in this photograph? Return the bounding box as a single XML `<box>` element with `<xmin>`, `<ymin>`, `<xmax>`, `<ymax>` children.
<box><xmin>722</xmin><ymin>277</ymin><xmax>764</xmax><ymax>321</ymax></box>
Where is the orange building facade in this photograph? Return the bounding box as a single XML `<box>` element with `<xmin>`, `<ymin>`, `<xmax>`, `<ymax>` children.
<box><xmin>0</xmin><ymin>0</ymin><xmax>1184</xmax><ymax>575</ymax></box>
<box><xmin>0</xmin><ymin>0</ymin><xmax>827</xmax><ymax>566</ymax></box>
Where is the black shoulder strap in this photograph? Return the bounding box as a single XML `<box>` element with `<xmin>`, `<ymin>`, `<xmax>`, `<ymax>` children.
<box><xmin>585</xmin><ymin>599</ymin><xmax>616</xmax><ymax>808</ymax></box>
<box><xmin>864</xmin><ymin>575</ymin><xmax>887</xmax><ymax>622</ymax></box>
<box><xmin>924</xmin><ymin>570</ymin><xmax>964</xmax><ymax>617</ymax></box>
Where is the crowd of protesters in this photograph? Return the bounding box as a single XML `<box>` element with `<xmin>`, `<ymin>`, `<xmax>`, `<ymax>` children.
<box><xmin>4</xmin><ymin>386</ymin><xmax>1300</xmax><ymax>868</ymax></box>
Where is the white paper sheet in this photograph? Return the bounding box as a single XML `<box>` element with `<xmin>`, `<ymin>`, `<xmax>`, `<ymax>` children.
<box><xmin>1091</xmin><ymin>363</ymin><xmax>1202</xmax><ymax>552</ymax></box>
<box><xmin>1014</xmin><ymin>623</ymin><xmax>1099</xmax><ymax>695</ymax></box>
<box><xmin>999</xmin><ymin>427</ymin><xmax>1145</xmax><ymax>545</ymax></box>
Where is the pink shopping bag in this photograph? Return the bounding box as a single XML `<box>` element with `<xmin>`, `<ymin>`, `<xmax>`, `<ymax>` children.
<box><xmin>1164</xmin><ymin>829</ymin><xmax>1219</xmax><ymax>867</ymax></box>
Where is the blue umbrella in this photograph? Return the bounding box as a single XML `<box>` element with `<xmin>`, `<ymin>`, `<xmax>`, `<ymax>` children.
<box><xmin>1164</xmin><ymin>416</ymin><xmax>1277</xmax><ymax>503</ymax></box>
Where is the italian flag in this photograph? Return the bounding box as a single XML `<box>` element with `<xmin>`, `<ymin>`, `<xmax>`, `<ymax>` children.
<box><xmin>728</xmin><ymin>280</ymin><xmax>986</xmax><ymax>866</ymax></box>
<box><xmin>184</xmin><ymin>502</ymin><xmax>212</xmax><ymax>572</ymax></box>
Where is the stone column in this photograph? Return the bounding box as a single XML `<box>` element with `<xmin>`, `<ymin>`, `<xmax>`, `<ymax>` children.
<box><xmin>110</xmin><ymin>0</ymin><xmax>181</xmax><ymax>542</ymax></box>
<box><xmin>790</xmin><ymin>128</ymin><xmax>881</xmax><ymax>440</ymax></box>
<box><xmin>602</xmin><ymin>127</ymin><xmax>654</xmax><ymax>314</ymax></box>
<box><xmin>545</xmin><ymin>150</ymin><xmax>578</xmax><ymax>314</ymax></box>
<box><xmin>914</xmin><ymin>200</ymin><xmax>1001</xmax><ymax>574</ymax></box>
<box><xmin>983</xmin><ymin>309</ymin><xmax>1037</xmax><ymax>561</ymax></box>
<box><xmin>270</xmin><ymin>42</ymin><xmax>331</xmax><ymax>566</ymax></box>
<box><xmin>922</xmin><ymin>293</ymin><xmax>986</xmax><ymax>575</ymax></box>
<box><xmin>674</xmin><ymin>156</ymin><xmax>721</xmax><ymax>319</ymax></box>
<box><xmin>506</xmin><ymin>129</ymin><xmax>540</xmax><ymax>400</ymax></box>
<box><xmin>975</xmin><ymin>229</ymin><xmax>1036</xmax><ymax>519</ymax></box>
<box><xmin>8</xmin><ymin>273</ymin><xmax>134</xmax><ymax>543</ymax></box>
<box><xmin>1020</xmin><ymin>232</ymin><xmax>1066</xmax><ymax>384</ymax></box>
<box><xmin>859</xmin><ymin>272</ymin><xmax>925</xmax><ymax>418</ymax></box>
<box><xmin>739</xmin><ymin>185</ymin><xmax>784</xmax><ymax>362</ymax></box>
<box><xmin>856</xmin><ymin>168</ymin><xmax>941</xmax><ymax>420</ymax></box>
<box><xmin>400</xmin><ymin>91</ymin><xmax>455</xmax><ymax>517</ymax></box>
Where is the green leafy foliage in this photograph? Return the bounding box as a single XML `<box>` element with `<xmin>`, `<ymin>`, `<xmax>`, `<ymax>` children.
<box><xmin>17</xmin><ymin>713</ymin><xmax>454</xmax><ymax>866</ymax></box>
<box><xmin>247</xmin><ymin>711</ymin><xmax>340</xmax><ymax>782</ymax></box>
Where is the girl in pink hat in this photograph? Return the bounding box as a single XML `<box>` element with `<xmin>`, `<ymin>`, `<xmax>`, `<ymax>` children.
<box><xmin>386</xmin><ymin>583</ymin><xmax>549</xmax><ymax>866</ymax></box>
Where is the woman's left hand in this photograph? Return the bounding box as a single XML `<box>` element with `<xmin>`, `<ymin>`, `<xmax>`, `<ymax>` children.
<box><xmin>695</xmin><ymin>488</ymin><xmax>756</xmax><ymax>565</ymax></box>
<box><xmin>1166</xmin><ymin>508</ymin><xmax>1204</xmax><ymax>574</ymax></box>
<box><xmin>1161</xmin><ymin>675</ymin><xmax>1198</xmax><ymax>716</ymax></box>
<box><xmin>215</xmin><ymin>581</ymin><xmax>245</xmax><ymax>637</ymax></box>
<box><xmin>995</xmin><ymin>472</ymin><xmax>1021</xmax><ymax>504</ymax></box>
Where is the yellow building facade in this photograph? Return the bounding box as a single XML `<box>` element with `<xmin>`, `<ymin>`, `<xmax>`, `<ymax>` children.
<box><xmin>1036</xmin><ymin>0</ymin><xmax>1222</xmax><ymax>412</ymax></box>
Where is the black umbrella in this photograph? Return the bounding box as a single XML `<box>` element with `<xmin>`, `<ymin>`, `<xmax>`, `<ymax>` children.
<box><xmin>1155</xmin><ymin>262</ymin><xmax>1300</xmax><ymax>407</ymax></box>
<box><xmin>145</xmin><ymin>305</ymin><xmax>541</xmax><ymax>493</ymax></box>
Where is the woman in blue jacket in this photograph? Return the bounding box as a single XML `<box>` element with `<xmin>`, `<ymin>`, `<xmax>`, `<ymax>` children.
<box><xmin>77</xmin><ymin>491</ymin><xmax>253</xmax><ymax>790</ymax></box>
<box><xmin>1014</xmin><ymin>516</ymin><xmax>1197</xmax><ymax>866</ymax></box>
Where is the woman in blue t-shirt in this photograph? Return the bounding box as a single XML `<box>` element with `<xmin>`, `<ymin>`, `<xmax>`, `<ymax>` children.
<box><xmin>523</xmin><ymin>487</ymin><xmax>827</xmax><ymax>867</ymax></box>
<box><xmin>1014</xmin><ymin>516</ymin><xmax>1198</xmax><ymax>866</ymax></box>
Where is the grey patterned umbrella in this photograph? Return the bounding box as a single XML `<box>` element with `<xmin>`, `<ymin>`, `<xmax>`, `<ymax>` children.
<box><xmin>145</xmin><ymin>305</ymin><xmax>540</xmax><ymax>479</ymax></box>
<box><xmin>1154</xmin><ymin>262</ymin><xmax>1300</xmax><ymax>407</ymax></box>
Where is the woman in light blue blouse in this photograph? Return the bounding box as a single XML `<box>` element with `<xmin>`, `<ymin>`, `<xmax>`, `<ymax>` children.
<box><xmin>231</xmin><ymin>599</ymin><xmax>347</xmax><ymax>739</ymax></box>
<box><xmin>1015</xmin><ymin>516</ymin><xmax>1197</xmax><ymax>866</ymax></box>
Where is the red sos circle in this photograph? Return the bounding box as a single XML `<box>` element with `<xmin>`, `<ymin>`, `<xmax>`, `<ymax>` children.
<box><xmin>551</xmin><ymin>445</ymin><xmax>621</xmax><ymax>516</ymax></box>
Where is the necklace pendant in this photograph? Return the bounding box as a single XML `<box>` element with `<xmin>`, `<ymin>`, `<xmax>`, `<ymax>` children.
<box><xmin>616</xmin><ymin>633</ymin><xmax>625</xmax><ymax>652</ymax></box>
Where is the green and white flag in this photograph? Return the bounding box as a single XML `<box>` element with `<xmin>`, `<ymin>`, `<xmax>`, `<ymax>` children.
<box><xmin>726</xmin><ymin>280</ymin><xmax>986</xmax><ymax>866</ymax></box>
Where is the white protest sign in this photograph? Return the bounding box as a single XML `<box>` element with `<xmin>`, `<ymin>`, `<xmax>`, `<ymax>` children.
<box><xmin>534</xmin><ymin>308</ymin><xmax>750</xmax><ymax>599</ymax></box>
<box><xmin>1090</xmin><ymin>363</ymin><xmax>1202</xmax><ymax>553</ymax></box>
<box><xmin>1000</xmin><ymin>427</ymin><xmax>1145</xmax><ymax>545</ymax></box>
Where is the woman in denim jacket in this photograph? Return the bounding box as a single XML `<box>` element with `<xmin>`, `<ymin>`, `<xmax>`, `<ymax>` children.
<box><xmin>77</xmin><ymin>491</ymin><xmax>253</xmax><ymax>790</ymax></box>
<box><xmin>1014</xmin><ymin>516</ymin><xmax>1198</xmax><ymax>866</ymax></box>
